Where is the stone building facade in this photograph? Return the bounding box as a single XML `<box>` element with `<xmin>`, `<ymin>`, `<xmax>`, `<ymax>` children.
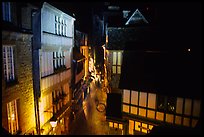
<box><xmin>2</xmin><ymin>2</ymin><xmax>38</xmax><ymax>135</ymax></box>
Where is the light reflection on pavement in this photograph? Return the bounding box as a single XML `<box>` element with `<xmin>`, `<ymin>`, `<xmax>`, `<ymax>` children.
<box><xmin>69</xmin><ymin>80</ymin><xmax>109</xmax><ymax>135</ymax></box>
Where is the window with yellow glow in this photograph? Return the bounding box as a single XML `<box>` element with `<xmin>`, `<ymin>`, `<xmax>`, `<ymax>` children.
<box><xmin>119</xmin><ymin>124</ymin><xmax>123</xmax><ymax>129</ymax></box>
<box><xmin>112</xmin><ymin>51</ymin><xmax>122</xmax><ymax>74</ymax></box>
<box><xmin>148</xmin><ymin>93</ymin><xmax>156</xmax><ymax>109</ymax></box>
<box><xmin>114</xmin><ymin>123</ymin><xmax>118</xmax><ymax>128</ymax></box>
<box><xmin>147</xmin><ymin>110</ymin><xmax>155</xmax><ymax>119</ymax></box>
<box><xmin>7</xmin><ymin>100</ymin><xmax>19</xmax><ymax>134</ymax></box>
<box><xmin>156</xmin><ymin>112</ymin><xmax>164</xmax><ymax>121</ymax></box>
<box><xmin>113</xmin><ymin>52</ymin><xmax>117</xmax><ymax>65</ymax></box>
<box><xmin>175</xmin><ymin>116</ymin><xmax>182</xmax><ymax>125</ymax></box>
<box><xmin>141</xmin><ymin>123</ymin><xmax>148</xmax><ymax>133</ymax></box>
<box><xmin>176</xmin><ymin>97</ymin><xmax>183</xmax><ymax>114</ymax></box>
<box><xmin>183</xmin><ymin>117</ymin><xmax>190</xmax><ymax>127</ymax></box>
<box><xmin>123</xmin><ymin>89</ymin><xmax>130</xmax><ymax>103</ymax></box>
<box><xmin>139</xmin><ymin>92</ymin><xmax>147</xmax><ymax>107</ymax></box>
<box><xmin>129</xmin><ymin>120</ymin><xmax>134</xmax><ymax>135</ymax></box>
<box><xmin>123</xmin><ymin>104</ymin><xmax>129</xmax><ymax>113</ymax></box>
<box><xmin>135</xmin><ymin>121</ymin><xmax>141</xmax><ymax>131</ymax></box>
<box><xmin>184</xmin><ymin>98</ymin><xmax>192</xmax><ymax>116</ymax></box>
<box><xmin>193</xmin><ymin>100</ymin><xmax>200</xmax><ymax>117</ymax></box>
<box><xmin>165</xmin><ymin>114</ymin><xmax>174</xmax><ymax>123</ymax></box>
<box><xmin>139</xmin><ymin>108</ymin><xmax>146</xmax><ymax>117</ymax></box>
<box><xmin>109</xmin><ymin>122</ymin><xmax>113</xmax><ymax>127</ymax></box>
<box><xmin>131</xmin><ymin>91</ymin><xmax>138</xmax><ymax>105</ymax></box>
<box><xmin>130</xmin><ymin>106</ymin><xmax>137</xmax><ymax>115</ymax></box>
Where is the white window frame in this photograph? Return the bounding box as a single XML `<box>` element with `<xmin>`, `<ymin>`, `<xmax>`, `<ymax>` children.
<box><xmin>3</xmin><ymin>46</ymin><xmax>15</xmax><ymax>82</ymax></box>
<box><xmin>53</xmin><ymin>51</ymin><xmax>65</xmax><ymax>70</ymax></box>
<box><xmin>112</xmin><ymin>51</ymin><xmax>122</xmax><ymax>74</ymax></box>
<box><xmin>7</xmin><ymin>100</ymin><xmax>19</xmax><ymax>134</ymax></box>
<box><xmin>2</xmin><ymin>2</ymin><xmax>11</xmax><ymax>22</ymax></box>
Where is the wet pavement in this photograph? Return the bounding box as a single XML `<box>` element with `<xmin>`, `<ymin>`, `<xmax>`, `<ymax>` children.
<box><xmin>69</xmin><ymin>80</ymin><xmax>109</xmax><ymax>135</ymax></box>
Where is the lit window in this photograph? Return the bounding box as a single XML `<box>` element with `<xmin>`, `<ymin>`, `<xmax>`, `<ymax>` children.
<box><xmin>131</xmin><ymin>90</ymin><xmax>138</xmax><ymax>105</ymax></box>
<box><xmin>175</xmin><ymin>116</ymin><xmax>182</xmax><ymax>125</ymax></box>
<box><xmin>184</xmin><ymin>98</ymin><xmax>192</xmax><ymax>116</ymax></box>
<box><xmin>183</xmin><ymin>117</ymin><xmax>190</xmax><ymax>127</ymax></box>
<box><xmin>123</xmin><ymin>89</ymin><xmax>130</xmax><ymax>103</ymax></box>
<box><xmin>135</xmin><ymin>121</ymin><xmax>141</xmax><ymax>131</ymax></box>
<box><xmin>119</xmin><ymin>124</ymin><xmax>123</xmax><ymax>129</ymax></box>
<box><xmin>123</xmin><ymin>104</ymin><xmax>129</xmax><ymax>113</ymax></box>
<box><xmin>139</xmin><ymin>92</ymin><xmax>147</xmax><ymax>107</ymax></box>
<box><xmin>112</xmin><ymin>51</ymin><xmax>122</xmax><ymax>74</ymax></box>
<box><xmin>147</xmin><ymin>110</ymin><xmax>155</xmax><ymax>119</ymax></box>
<box><xmin>141</xmin><ymin>123</ymin><xmax>148</xmax><ymax>133</ymax></box>
<box><xmin>129</xmin><ymin>120</ymin><xmax>134</xmax><ymax>135</ymax></box>
<box><xmin>3</xmin><ymin>46</ymin><xmax>15</xmax><ymax>82</ymax></box>
<box><xmin>2</xmin><ymin>2</ymin><xmax>11</xmax><ymax>22</ymax></box>
<box><xmin>176</xmin><ymin>97</ymin><xmax>183</xmax><ymax>114</ymax></box>
<box><xmin>7</xmin><ymin>100</ymin><xmax>19</xmax><ymax>134</ymax></box>
<box><xmin>192</xmin><ymin>100</ymin><xmax>201</xmax><ymax>117</ymax></box>
<box><xmin>109</xmin><ymin>122</ymin><xmax>113</xmax><ymax>127</ymax></box>
<box><xmin>165</xmin><ymin>113</ymin><xmax>174</xmax><ymax>123</ymax></box>
<box><xmin>139</xmin><ymin>108</ymin><xmax>146</xmax><ymax>117</ymax></box>
<box><xmin>130</xmin><ymin>106</ymin><xmax>137</xmax><ymax>115</ymax></box>
<box><xmin>156</xmin><ymin>112</ymin><xmax>164</xmax><ymax>121</ymax></box>
<box><xmin>148</xmin><ymin>93</ymin><xmax>156</xmax><ymax>109</ymax></box>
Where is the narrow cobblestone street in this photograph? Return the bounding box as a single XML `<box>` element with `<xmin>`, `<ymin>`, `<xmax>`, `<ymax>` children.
<box><xmin>69</xmin><ymin>79</ymin><xmax>109</xmax><ymax>135</ymax></box>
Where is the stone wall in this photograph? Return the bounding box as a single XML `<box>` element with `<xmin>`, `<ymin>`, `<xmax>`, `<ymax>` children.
<box><xmin>2</xmin><ymin>30</ymin><xmax>36</xmax><ymax>134</ymax></box>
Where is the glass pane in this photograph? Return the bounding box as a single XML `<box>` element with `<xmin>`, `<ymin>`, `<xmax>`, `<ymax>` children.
<box><xmin>123</xmin><ymin>89</ymin><xmax>130</xmax><ymax>103</ymax></box>
<box><xmin>139</xmin><ymin>92</ymin><xmax>147</xmax><ymax>107</ymax></box>
<box><xmin>119</xmin><ymin>124</ymin><xmax>123</xmax><ymax>129</ymax></box>
<box><xmin>112</xmin><ymin>66</ymin><xmax>116</xmax><ymax>74</ymax></box>
<box><xmin>148</xmin><ymin>93</ymin><xmax>156</xmax><ymax>109</ymax></box>
<box><xmin>114</xmin><ymin>123</ymin><xmax>118</xmax><ymax>128</ymax></box>
<box><xmin>156</xmin><ymin>112</ymin><xmax>164</xmax><ymax>121</ymax></box>
<box><xmin>129</xmin><ymin>120</ymin><xmax>134</xmax><ymax>135</ymax></box>
<box><xmin>109</xmin><ymin>122</ymin><xmax>113</xmax><ymax>128</ymax></box>
<box><xmin>184</xmin><ymin>98</ymin><xmax>192</xmax><ymax>116</ymax></box>
<box><xmin>142</xmin><ymin>123</ymin><xmax>148</xmax><ymax>133</ymax></box>
<box><xmin>175</xmin><ymin>116</ymin><xmax>182</xmax><ymax>125</ymax></box>
<box><xmin>139</xmin><ymin>108</ymin><xmax>146</xmax><ymax>117</ymax></box>
<box><xmin>131</xmin><ymin>91</ymin><xmax>138</xmax><ymax>105</ymax></box>
<box><xmin>165</xmin><ymin>113</ymin><xmax>174</xmax><ymax>123</ymax></box>
<box><xmin>130</xmin><ymin>106</ymin><xmax>137</xmax><ymax>115</ymax></box>
<box><xmin>176</xmin><ymin>97</ymin><xmax>183</xmax><ymax>114</ymax></box>
<box><xmin>183</xmin><ymin>117</ymin><xmax>190</xmax><ymax>127</ymax></box>
<box><xmin>113</xmin><ymin>52</ymin><xmax>117</xmax><ymax>65</ymax></box>
<box><xmin>147</xmin><ymin>110</ymin><xmax>155</xmax><ymax>119</ymax></box>
<box><xmin>118</xmin><ymin>52</ymin><xmax>122</xmax><ymax>65</ymax></box>
<box><xmin>135</xmin><ymin>121</ymin><xmax>141</xmax><ymax>131</ymax></box>
<box><xmin>193</xmin><ymin>100</ymin><xmax>201</xmax><ymax>117</ymax></box>
<box><xmin>117</xmin><ymin>66</ymin><xmax>121</xmax><ymax>74</ymax></box>
<box><xmin>123</xmin><ymin>104</ymin><xmax>129</xmax><ymax>113</ymax></box>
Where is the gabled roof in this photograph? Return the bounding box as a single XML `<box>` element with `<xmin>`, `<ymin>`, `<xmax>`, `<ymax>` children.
<box><xmin>125</xmin><ymin>9</ymin><xmax>148</xmax><ymax>25</ymax></box>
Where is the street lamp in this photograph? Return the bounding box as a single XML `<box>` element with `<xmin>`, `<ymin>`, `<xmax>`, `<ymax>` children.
<box><xmin>49</xmin><ymin>115</ymin><xmax>58</xmax><ymax>135</ymax></box>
